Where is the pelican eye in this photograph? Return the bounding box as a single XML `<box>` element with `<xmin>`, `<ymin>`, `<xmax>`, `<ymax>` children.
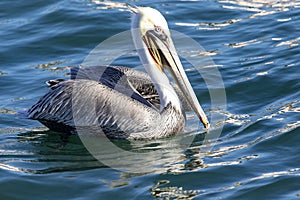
<box><xmin>154</xmin><ymin>26</ymin><xmax>167</xmax><ymax>41</ymax></box>
<box><xmin>154</xmin><ymin>25</ymin><xmax>162</xmax><ymax>33</ymax></box>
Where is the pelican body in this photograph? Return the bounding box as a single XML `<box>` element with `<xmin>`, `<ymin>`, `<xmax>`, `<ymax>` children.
<box><xmin>28</xmin><ymin>6</ymin><xmax>209</xmax><ymax>139</ymax></box>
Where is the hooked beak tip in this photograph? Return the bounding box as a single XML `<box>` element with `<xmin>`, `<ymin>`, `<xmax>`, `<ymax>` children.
<box><xmin>204</xmin><ymin>121</ymin><xmax>210</xmax><ymax>129</ymax></box>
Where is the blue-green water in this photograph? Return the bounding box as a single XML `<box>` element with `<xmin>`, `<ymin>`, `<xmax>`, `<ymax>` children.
<box><xmin>1</xmin><ymin>0</ymin><xmax>300</xmax><ymax>199</ymax></box>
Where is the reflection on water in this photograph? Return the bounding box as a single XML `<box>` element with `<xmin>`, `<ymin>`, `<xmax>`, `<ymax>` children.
<box><xmin>0</xmin><ymin>125</ymin><xmax>223</xmax><ymax>176</ymax></box>
<box><xmin>151</xmin><ymin>179</ymin><xmax>200</xmax><ymax>199</ymax></box>
<box><xmin>174</xmin><ymin>0</ymin><xmax>300</xmax><ymax>31</ymax></box>
<box><xmin>219</xmin><ymin>0</ymin><xmax>300</xmax><ymax>10</ymax></box>
<box><xmin>0</xmin><ymin>100</ymin><xmax>299</xmax><ymax>198</ymax></box>
<box><xmin>1</xmin><ymin>96</ymin><xmax>298</xmax><ymax>181</ymax></box>
<box><xmin>31</xmin><ymin>60</ymin><xmax>69</xmax><ymax>72</ymax></box>
<box><xmin>276</xmin><ymin>36</ymin><xmax>300</xmax><ymax>48</ymax></box>
<box><xmin>0</xmin><ymin>131</ymin><xmax>101</xmax><ymax>174</ymax></box>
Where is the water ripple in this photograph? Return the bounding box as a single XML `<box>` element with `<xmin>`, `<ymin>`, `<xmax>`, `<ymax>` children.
<box><xmin>225</xmin><ymin>38</ymin><xmax>262</xmax><ymax>48</ymax></box>
<box><xmin>276</xmin><ymin>36</ymin><xmax>300</xmax><ymax>48</ymax></box>
<box><xmin>1</xmin><ymin>0</ymin><xmax>300</xmax><ymax>199</ymax></box>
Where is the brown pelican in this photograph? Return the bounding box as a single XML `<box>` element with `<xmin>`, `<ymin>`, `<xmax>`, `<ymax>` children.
<box><xmin>27</xmin><ymin>6</ymin><xmax>210</xmax><ymax>139</ymax></box>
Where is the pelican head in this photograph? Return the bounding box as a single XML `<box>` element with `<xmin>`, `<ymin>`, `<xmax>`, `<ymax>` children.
<box><xmin>128</xmin><ymin>5</ymin><xmax>210</xmax><ymax>129</ymax></box>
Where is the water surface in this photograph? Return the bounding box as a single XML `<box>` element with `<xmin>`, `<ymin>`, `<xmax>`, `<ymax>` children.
<box><xmin>1</xmin><ymin>0</ymin><xmax>300</xmax><ymax>199</ymax></box>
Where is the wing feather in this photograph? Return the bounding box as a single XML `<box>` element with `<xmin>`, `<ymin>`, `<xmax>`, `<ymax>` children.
<box><xmin>28</xmin><ymin>79</ymin><xmax>160</xmax><ymax>135</ymax></box>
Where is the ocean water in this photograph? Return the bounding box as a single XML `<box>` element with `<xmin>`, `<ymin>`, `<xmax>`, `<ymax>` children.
<box><xmin>1</xmin><ymin>0</ymin><xmax>300</xmax><ymax>199</ymax></box>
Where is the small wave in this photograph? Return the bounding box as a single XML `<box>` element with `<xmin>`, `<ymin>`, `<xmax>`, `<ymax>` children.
<box><xmin>276</xmin><ymin>37</ymin><xmax>300</xmax><ymax>48</ymax></box>
<box><xmin>31</xmin><ymin>60</ymin><xmax>70</xmax><ymax>72</ymax></box>
<box><xmin>225</xmin><ymin>39</ymin><xmax>262</xmax><ymax>48</ymax></box>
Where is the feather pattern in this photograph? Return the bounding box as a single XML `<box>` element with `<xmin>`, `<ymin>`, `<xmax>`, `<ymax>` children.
<box><xmin>28</xmin><ymin>70</ymin><xmax>186</xmax><ymax>139</ymax></box>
